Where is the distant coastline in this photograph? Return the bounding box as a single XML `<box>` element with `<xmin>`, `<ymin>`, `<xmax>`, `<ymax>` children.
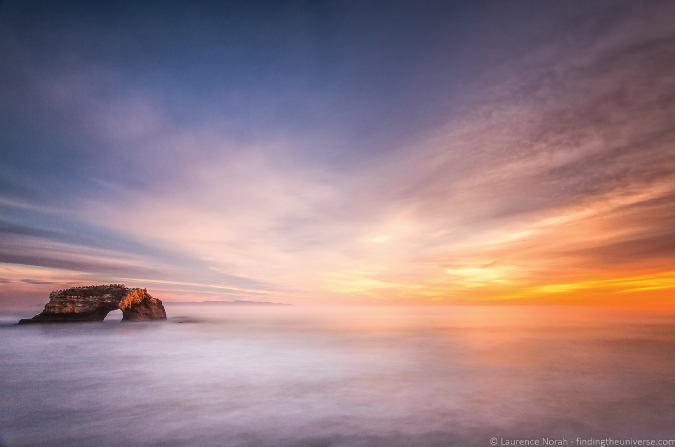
<box><xmin>166</xmin><ymin>300</ymin><xmax>291</xmax><ymax>306</ymax></box>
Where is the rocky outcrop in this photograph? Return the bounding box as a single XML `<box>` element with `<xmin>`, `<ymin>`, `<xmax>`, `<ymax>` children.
<box><xmin>118</xmin><ymin>288</ymin><xmax>167</xmax><ymax>321</ymax></box>
<box><xmin>18</xmin><ymin>285</ymin><xmax>167</xmax><ymax>324</ymax></box>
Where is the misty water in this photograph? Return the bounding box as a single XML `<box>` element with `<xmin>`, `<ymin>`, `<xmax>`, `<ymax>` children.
<box><xmin>1</xmin><ymin>305</ymin><xmax>675</xmax><ymax>447</ymax></box>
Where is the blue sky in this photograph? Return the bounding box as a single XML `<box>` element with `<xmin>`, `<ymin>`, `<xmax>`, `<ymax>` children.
<box><xmin>1</xmin><ymin>1</ymin><xmax>675</xmax><ymax>305</ymax></box>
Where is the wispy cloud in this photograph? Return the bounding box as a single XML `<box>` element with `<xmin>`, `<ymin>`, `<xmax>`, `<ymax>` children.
<box><xmin>1</xmin><ymin>1</ymin><xmax>674</xmax><ymax>305</ymax></box>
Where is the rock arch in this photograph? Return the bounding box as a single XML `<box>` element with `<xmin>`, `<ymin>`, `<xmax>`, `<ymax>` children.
<box><xmin>19</xmin><ymin>285</ymin><xmax>166</xmax><ymax>324</ymax></box>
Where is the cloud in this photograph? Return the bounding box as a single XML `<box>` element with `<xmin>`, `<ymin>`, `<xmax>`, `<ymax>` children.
<box><xmin>1</xmin><ymin>1</ymin><xmax>674</xmax><ymax>304</ymax></box>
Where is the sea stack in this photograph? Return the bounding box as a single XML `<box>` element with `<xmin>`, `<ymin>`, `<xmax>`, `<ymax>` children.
<box><xmin>18</xmin><ymin>285</ymin><xmax>167</xmax><ymax>324</ymax></box>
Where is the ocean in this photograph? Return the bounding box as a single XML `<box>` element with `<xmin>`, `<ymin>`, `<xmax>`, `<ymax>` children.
<box><xmin>1</xmin><ymin>305</ymin><xmax>674</xmax><ymax>447</ymax></box>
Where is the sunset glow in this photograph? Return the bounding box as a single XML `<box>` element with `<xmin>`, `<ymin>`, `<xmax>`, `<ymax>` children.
<box><xmin>1</xmin><ymin>1</ymin><xmax>674</xmax><ymax>306</ymax></box>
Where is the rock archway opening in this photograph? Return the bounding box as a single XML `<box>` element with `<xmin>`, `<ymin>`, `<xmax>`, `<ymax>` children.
<box><xmin>104</xmin><ymin>309</ymin><xmax>123</xmax><ymax>322</ymax></box>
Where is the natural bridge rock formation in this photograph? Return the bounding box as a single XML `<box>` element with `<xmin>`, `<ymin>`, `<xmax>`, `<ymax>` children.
<box><xmin>19</xmin><ymin>285</ymin><xmax>166</xmax><ymax>324</ymax></box>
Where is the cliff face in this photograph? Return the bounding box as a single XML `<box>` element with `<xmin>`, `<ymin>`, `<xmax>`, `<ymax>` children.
<box><xmin>119</xmin><ymin>289</ymin><xmax>167</xmax><ymax>321</ymax></box>
<box><xmin>18</xmin><ymin>285</ymin><xmax>167</xmax><ymax>324</ymax></box>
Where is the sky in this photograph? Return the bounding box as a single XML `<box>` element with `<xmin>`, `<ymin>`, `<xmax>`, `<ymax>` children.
<box><xmin>1</xmin><ymin>0</ymin><xmax>674</xmax><ymax>306</ymax></box>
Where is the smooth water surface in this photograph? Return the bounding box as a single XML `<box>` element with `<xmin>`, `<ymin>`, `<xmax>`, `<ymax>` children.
<box><xmin>2</xmin><ymin>305</ymin><xmax>675</xmax><ymax>446</ymax></box>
